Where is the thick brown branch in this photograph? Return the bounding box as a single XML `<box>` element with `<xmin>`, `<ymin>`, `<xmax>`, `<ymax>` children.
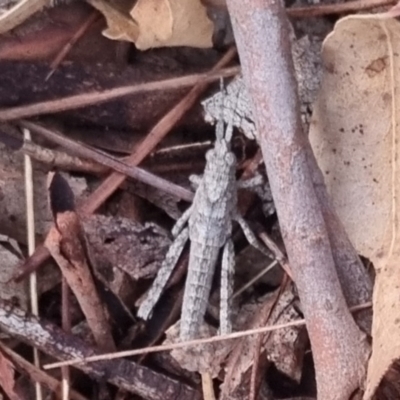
<box><xmin>226</xmin><ymin>0</ymin><xmax>370</xmax><ymax>398</ymax></box>
<box><xmin>307</xmin><ymin>148</ymin><xmax>372</xmax><ymax>331</ymax></box>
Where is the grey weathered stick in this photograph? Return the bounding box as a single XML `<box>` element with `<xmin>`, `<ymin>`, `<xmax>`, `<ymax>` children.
<box><xmin>0</xmin><ymin>300</ymin><xmax>200</xmax><ymax>400</ymax></box>
<box><xmin>226</xmin><ymin>0</ymin><xmax>370</xmax><ymax>398</ymax></box>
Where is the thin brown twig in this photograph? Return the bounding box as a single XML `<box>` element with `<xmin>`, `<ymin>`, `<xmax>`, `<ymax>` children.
<box><xmin>259</xmin><ymin>232</ymin><xmax>292</xmax><ymax>279</ymax></box>
<box><xmin>43</xmin><ymin>301</ymin><xmax>372</xmax><ymax>370</ymax></box>
<box><xmin>20</xmin><ymin>120</ymin><xmax>194</xmax><ymax>202</ymax></box>
<box><xmin>23</xmin><ymin>127</ymin><xmax>43</xmax><ymax>400</ymax></box>
<box><xmin>0</xmin><ymin>66</ymin><xmax>239</xmax><ymax>121</ymax></box>
<box><xmin>21</xmin><ymin>138</ymin><xmax>107</xmax><ymax>174</ymax></box>
<box><xmin>287</xmin><ymin>0</ymin><xmax>394</xmax><ymax>17</ymax></box>
<box><xmin>0</xmin><ymin>342</ymin><xmax>88</xmax><ymax>400</ymax></box>
<box><xmin>46</xmin><ymin>11</ymin><xmax>100</xmax><ymax>81</ymax></box>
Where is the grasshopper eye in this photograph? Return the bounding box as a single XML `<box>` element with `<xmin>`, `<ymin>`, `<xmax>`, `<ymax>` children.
<box><xmin>225</xmin><ymin>152</ymin><xmax>236</xmax><ymax>165</ymax></box>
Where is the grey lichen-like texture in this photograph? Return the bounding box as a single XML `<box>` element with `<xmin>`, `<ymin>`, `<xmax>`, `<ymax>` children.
<box><xmin>202</xmin><ymin>31</ymin><xmax>322</xmax><ymax>220</ymax></box>
<box><xmin>138</xmin><ymin>115</ymin><xmax>239</xmax><ymax>340</ymax></box>
<box><xmin>82</xmin><ymin>214</ymin><xmax>171</xmax><ymax>281</ymax></box>
<box><xmin>202</xmin><ymin>77</ymin><xmax>256</xmax><ymax>139</ymax></box>
<box><xmin>202</xmin><ymin>32</ymin><xmax>323</xmax><ymax>138</ymax></box>
<box><xmin>138</xmin><ymin>93</ymin><xmax>271</xmax><ymax>341</ymax></box>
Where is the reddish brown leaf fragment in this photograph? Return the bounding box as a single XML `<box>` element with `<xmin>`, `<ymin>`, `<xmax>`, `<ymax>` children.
<box><xmin>0</xmin><ymin>349</ymin><xmax>20</xmax><ymax>400</ymax></box>
<box><xmin>45</xmin><ymin>172</ymin><xmax>116</xmax><ymax>352</ymax></box>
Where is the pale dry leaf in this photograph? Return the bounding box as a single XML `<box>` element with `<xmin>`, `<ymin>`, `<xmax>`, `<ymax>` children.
<box><xmin>130</xmin><ymin>0</ymin><xmax>213</xmax><ymax>50</ymax></box>
<box><xmin>309</xmin><ymin>16</ymin><xmax>400</xmax><ymax>399</ymax></box>
<box><xmin>88</xmin><ymin>0</ymin><xmax>213</xmax><ymax>49</ymax></box>
<box><xmin>0</xmin><ymin>350</ymin><xmax>18</xmax><ymax>400</ymax></box>
<box><xmin>86</xmin><ymin>0</ymin><xmax>139</xmax><ymax>42</ymax></box>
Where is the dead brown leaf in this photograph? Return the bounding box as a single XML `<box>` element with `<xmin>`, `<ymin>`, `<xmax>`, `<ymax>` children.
<box><xmin>309</xmin><ymin>15</ymin><xmax>400</xmax><ymax>399</ymax></box>
<box><xmin>131</xmin><ymin>0</ymin><xmax>213</xmax><ymax>49</ymax></box>
<box><xmin>89</xmin><ymin>0</ymin><xmax>213</xmax><ymax>49</ymax></box>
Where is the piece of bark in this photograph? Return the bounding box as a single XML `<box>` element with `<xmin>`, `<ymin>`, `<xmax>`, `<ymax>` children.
<box><xmin>221</xmin><ymin>285</ymin><xmax>304</xmax><ymax>399</ymax></box>
<box><xmin>83</xmin><ymin>214</ymin><xmax>171</xmax><ymax>285</ymax></box>
<box><xmin>19</xmin><ymin>120</ymin><xmax>194</xmax><ymax>202</ymax></box>
<box><xmin>226</xmin><ymin>0</ymin><xmax>370</xmax><ymax>398</ymax></box>
<box><xmin>0</xmin><ymin>235</ymin><xmax>28</xmax><ymax>310</ymax></box>
<box><xmin>0</xmin><ymin>299</ymin><xmax>201</xmax><ymax>400</ymax></box>
<box><xmin>45</xmin><ymin>173</ymin><xmax>116</xmax><ymax>352</ymax></box>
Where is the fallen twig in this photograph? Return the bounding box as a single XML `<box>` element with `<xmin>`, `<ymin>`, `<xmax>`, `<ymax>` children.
<box><xmin>19</xmin><ymin>120</ymin><xmax>194</xmax><ymax>202</ymax></box>
<box><xmin>43</xmin><ymin>302</ymin><xmax>371</xmax><ymax>370</ymax></box>
<box><xmin>226</xmin><ymin>0</ymin><xmax>370</xmax><ymax>397</ymax></box>
<box><xmin>0</xmin><ymin>66</ymin><xmax>239</xmax><ymax>121</ymax></box>
<box><xmin>288</xmin><ymin>0</ymin><xmax>395</xmax><ymax>18</ymax></box>
<box><xmin>46</xmin><ymin>11</ymin><xmax>100</xmax><ymax>81</ymax></box>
